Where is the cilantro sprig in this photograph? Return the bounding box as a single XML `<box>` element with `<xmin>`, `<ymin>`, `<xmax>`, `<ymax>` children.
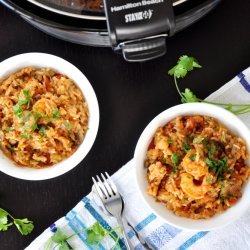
<box><xmin>45</xmin><ymin>222</ymin><xmax>122</xmax><ymax>250</ymax></box>
<box><xmin>168</xmin><ymin>55</ymin><xmax>250</xmax><ymax>114</ymax></box>
<box><xmin>0</xmin><ymin>208</ymin><xmax>34</xmax><ymax>235</ymax></box>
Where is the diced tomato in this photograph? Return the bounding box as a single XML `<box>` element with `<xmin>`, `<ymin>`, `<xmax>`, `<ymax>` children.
<box><xmin>54</xmin><ymin>73</ymin><xmax>63</xmax><ymax>79</ymax></box>
<box><xmin>229</xmin><ymin>197</ymin><xmax>238</xmax><ymax>205</ymax></box>
<box><xmin>44</xmin><ymin>76</ymin><xmax>51</xmax><ymax>91</ymax></box>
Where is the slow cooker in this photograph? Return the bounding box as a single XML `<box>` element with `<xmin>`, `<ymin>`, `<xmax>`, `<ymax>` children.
<box><xmin>1</xmin><ymin>0</ymin><xmax>221</xmax><ymax>61</ymax></box>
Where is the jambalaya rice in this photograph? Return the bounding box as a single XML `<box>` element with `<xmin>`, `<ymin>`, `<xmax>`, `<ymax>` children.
<box><xmin>0</xmin><ymin>67</ymin><xmax>89</xmax><ymax>168</ymax></box>
<box><xmin>145</xmin><ymin>115</ymin><xmax>250</xmax><ymax>219</ymax></box>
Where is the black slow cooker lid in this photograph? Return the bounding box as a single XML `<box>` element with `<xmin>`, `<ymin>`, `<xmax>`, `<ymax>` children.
<box><xmin>1</xmin><ymin>0</ymin><xmax>220</xmax><ymax>31</ymax></box>
<box><xmin>26</xmin><ymin>0</ymin><xmax>188</xmax><ymax>18</ymax></box>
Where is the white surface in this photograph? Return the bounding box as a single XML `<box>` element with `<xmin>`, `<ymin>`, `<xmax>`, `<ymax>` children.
<box><xmin>0</xmin><ymin>53</ymin><xmax>99</xmax><ymax>180</ymax></box>
<box><xmin>134</xmin><ymin>103</ymin><xmax>250</xmax><ymax>231</ymax></box>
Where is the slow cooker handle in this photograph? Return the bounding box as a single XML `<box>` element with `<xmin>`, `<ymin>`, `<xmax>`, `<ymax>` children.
<box><xmin>104</xmin><ymin>0</ymin><xmax>220</xmax><ymax>62</ymax></box>
<box><xmin>103</xmin><ymin>0</ymin><xmax>175</xmax><ymax>62</ymax></box>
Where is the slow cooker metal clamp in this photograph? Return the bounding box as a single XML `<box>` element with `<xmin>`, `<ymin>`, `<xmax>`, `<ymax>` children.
<box><xmin>103</xmin><ymin>0</ymin><xmax>175</xmax><ymax>62</ymax></box>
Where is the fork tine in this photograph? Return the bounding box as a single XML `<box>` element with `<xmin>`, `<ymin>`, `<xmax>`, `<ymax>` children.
<box><xmin>96</xmin><ymin>175</ymin><xmax>109</xmax><ymax>198</ymax></box>
<box><xmin>101</xmin><ymin>173</ymin><xmax>114</xmax><ymax>196</ymax></box>
<box><xmin>92</xmin><ymin>177</ymin><xmax>106</xmax><ymax>201</ymax></box>
<box><xmin>105</xmin><ymin>172</ymin><xmax>118</xmax><ymax>193</ymax></box>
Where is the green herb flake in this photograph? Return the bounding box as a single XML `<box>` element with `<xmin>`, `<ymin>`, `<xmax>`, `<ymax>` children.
<box><xmin>52</xmin><ymin>109</ymin><xmax>61</xmax><ymax>119</ymax></box>
<box><xmin>30</xmin><ymin>123</ymin><xmax>38</xmax><ymax>131</ymax></box>
<box><xmin>10</xmin><ymin>147</ymin><xmax>15</xmax><ymax>154</ymax></box>
<box><xmin>221</xmin><ymin>183</ymin><xmax>225</xmax><ymax>188</ymax></box>
<box><xmin>44</xmin><ymin>118</ymin><xmax>55</xmax><ymax>123</ymax></box>
<box><xmin>39</xmin><ymin>126</ymin><xmax>46</xmax><ymax>135</ymax></box>
<box><xmin>193</xmin><ymin>137</ymin><xmax>205</xmax><ymax>144</ymax></box>
<box><xmin>64</xmin><ymin>121</ymin><xmax>70</xmax><ymax>128</ymax></box>
<box><xmin>171</xmin><ymin>153</ymin><xmax>181</xmax><ymax>173</ymax></box>
<box><xmin>181</xmin><ymin>143</ymin><xmax>191</xmax><ymax>153</ymax></box>
<box><xmin>208</xmin><ymin>141</ymin><xmax>216</xmax><ymax>159</ymax></box>
<box><xmin>4</xmin><ymin>126</ymin><xmax>15</xmax><ymax>132</ymax></box>
<box><xmin>23</xmin><ymin>111</ymin><xmax>32</xmax><ymax>123</ymax></box>
<box><xmin>167</xmin><ymin>138</ymin><xmax>173</xmax><ymax>144</ymax></box>
<box><xmin>189</xmin><ymin>154</ymin><xmax>196</xmax><ymax>161</ymax></box>
<box><xmin>22</xmin><ymin>90</ymin><xmax>30</xmax><ymax>96</ymax></box>
<box><xmin>21</xmin><ymin>131</ymin><xmax>31</xmax><ymax>139</ymax></box>
<box><xmin>13</xmin><ymin>104</ymin><xmax>23</xmax><ymax>118</ymax></box>
<box><xmin>34</xmin><ymin>113</ymin><xmax>42</xmax><ymax>121</ymax></box>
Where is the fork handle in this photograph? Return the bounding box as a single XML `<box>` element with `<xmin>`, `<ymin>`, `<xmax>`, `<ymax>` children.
<box><xmin>116</xmin><ymin>217</ymin><xmax>133</xmax><ymax>250</ymax></box>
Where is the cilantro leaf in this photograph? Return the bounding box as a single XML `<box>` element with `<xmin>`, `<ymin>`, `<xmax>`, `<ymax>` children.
<box><xmin>86</xmin><ymin>222</ymin><xmax>105</xmax><ymax>244</ymax></box>
<box><xmin>181</xmin><ymin>88</ymin><xmax>200</xmax><ymax>103</ymax></box>
<box><xmin>53</xmin><ymin>109</ymin><xmax>61</xmax><ymax>119</ymax></box>
<box><xmin>14</xmin><ymin>218</ymin><xmax>34</xmax><ymax>235</ymax></box>
<box><xmin>23</xmin><ymin>90</ymin><xmax>30</xmax><ymax>96</ymax></box>
<box><xmin>181</xmin><ymin>143</ymin><xmax>191</xmax><ymax>153</ymax></box>
<box><xmin>168</xmin><ymin>55</ymin><xmax>201</xmax><ymax>79</ymax></box>
<box><xmin>208</xmin><ymin>141</ymin><xmax>216</xmax><ymax>159</ymax></box>
<box><xmin>171</xmin><ymin>153</ymin><xmax>181</xmax><ymax>173</ymax></box>
<box><xmin>0</xmin><ymin>209</ymin><xmax>12</xmax><ymax>232</ymax></box>
<box><xmin>13</xmin><ymin>104</ymin><xmax>23</xmax><ymax>118</ymax></box>
<box><xmin>189</xmin><ymin>154</ymin><xmax>196</xmax><ymax>161</ymax></box>
<box><xmin>51</xmin><ymin>229</ymin><xmax>68</xmax><ymax>243</ymax></box>
<box><xmin>193</xmin><ymin>137</ymin><xmax>205</xmax><ymax>144</ymax></box>
<box><xmin>167</xmin><ymin>138</ymin><xmax>173</xmax><ymax>144</ymax></box>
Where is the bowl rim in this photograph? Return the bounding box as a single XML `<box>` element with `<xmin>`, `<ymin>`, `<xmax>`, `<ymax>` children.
<box><xmin>0</xmin><ymin>52</ymin><xmax>99</xmax><ymax>180</ymax></box>
<box><xmin>134</xmin><ymin>102</ymin><xmax>250</xmax><ymax>231</ymax></box>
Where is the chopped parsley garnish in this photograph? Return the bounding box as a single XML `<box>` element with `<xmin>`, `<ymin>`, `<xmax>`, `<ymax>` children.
<box><xmin>13</xmin><ymin>104</ymin><xmax>23</xmax><ymax>118</ymax></box>
<box><xmin>21</xmin><ymin>130</ymin><xmax>31</xmax><ymax>139</ymax></box>
<box><xmin>10</xmin><ymin>147</ymin><xmax>15</xmax><ymax>154</ymax></box>
<box><xmin>4</xmin><ymin>126</ymin><xmax>15</xmax><ymax>132</ymax></box>
<box><xmin>189</xmin><ymin>154</ymin><xmax>196</xmax><ymax>161</ymax></box>
<box><xmin>23</xmin><ymin>111</ymin><xmax>32</xmax><ymax>123</ymax></box>
<box><xmin>39</xmin><ymin>126</ymin><xmax>46</xmax><ymax>135</ymax></box>
<box><xmin>44</xmin><ymin>118</ymin><xmax>55</xmax><ymax>123</ymax></box>
<box><xmin>167</xmin><ymin>138</ymin><xmax>173</xmax><ymax>144</ymax></box>
<box><xmin>171</xmin><ymin>153</ymin><xmax>181</xmax><ymax>173</ymax></box>
<box><xmin>52</xmin><ymin>109</ymin><xmax>61</xmax><ymax>119</ymax></box>
<box><xmin>30</xmin><ymin>123</ymin><xmax>38</xmax><ymax>131</ymax></box>
<box><xmin>193</xmin><ymin>137</ymin><xmax>205</xmax><ymax>144</ymax></box>
<box><xmin>206</xmin><ymin>157</ymin><xmax>228</xmax><ymax>180</ymax></box>
<box><xmin>64</xmin><ymin>121</ymin><xmax>70</xmax><ymax>128</ymax></box>
<box><xmin>208</xmin><ymin>141</ymin><xmax>216</xmax><ymax>159</ymax></box>
<box><xmin>181</xmin><ymin>143</ymin><xmax>191</xmax><ymax>153</ymax></box>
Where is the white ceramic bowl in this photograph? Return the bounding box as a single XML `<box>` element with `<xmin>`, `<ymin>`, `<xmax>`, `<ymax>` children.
<box><xmin>0</xmin><ymin>53</ymin><xmax>99</xmax><ymax>180</ymax></box>
<box><xmin>134</xmin><ymin>103</ymin><xmax>250</xmax><ymax>231</ymax></box>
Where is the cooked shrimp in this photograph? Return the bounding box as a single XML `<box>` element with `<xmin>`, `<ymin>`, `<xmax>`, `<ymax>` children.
<box><xmin>181</xmin><ymin>149</ymin><xmax>208</xmax><ymax>179</ymax></box>
<box><xmin>33</xmin><ymin>98</ymin><xmax>57</xmax><ymax>116</ymax></box>
<box><xmin>180</xmin><ymin>173</ymin><xmax>211</xmax><ymax>199</ymax></box>
<box><xmin>184</xmin><ymin>115</ymin><xmax>204</xmax><ymax>134</ymax></box>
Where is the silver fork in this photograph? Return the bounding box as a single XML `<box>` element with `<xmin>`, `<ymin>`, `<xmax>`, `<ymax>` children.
<box><xmin>92</xmin><ymin>172</ymin><xmax>151</xmax><ymax>250</ymax></box>
<box><xmin>92</xmin><ymin>172</ymin><xmax>133</xmax><ymax>249</ymax></box>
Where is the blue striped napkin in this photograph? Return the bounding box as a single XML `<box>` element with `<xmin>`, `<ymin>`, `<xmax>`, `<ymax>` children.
<box><xmin>26</xmin><ymin>67</ymin><xmax>250</xmax><ymax>250</ymax></box>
